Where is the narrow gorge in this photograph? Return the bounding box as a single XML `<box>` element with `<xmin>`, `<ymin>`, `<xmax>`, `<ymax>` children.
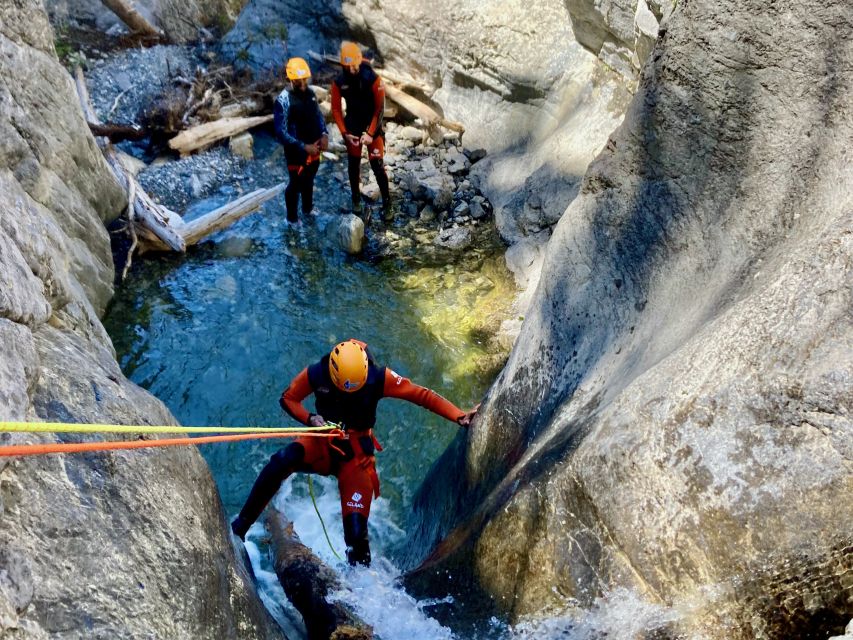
<box><xmin>0</xmin><ymin>0</ymin><xmax>850</xmax><ymax>638</ymax></box>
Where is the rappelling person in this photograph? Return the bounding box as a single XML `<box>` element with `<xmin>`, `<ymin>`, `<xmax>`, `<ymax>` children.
<box><xmin>331</xmin><ymin>42</ymin><xmax>393</xmax><ymax>219</ymax></box>
<box><xmin>275</xmin><ymin>57</ymin><xmax>329</xmax><ymax>224</ymax></box>
<box><xmin>231</xmin><ymin>339</ymin><xmax>478</xmax><ymax>566</ymax></box>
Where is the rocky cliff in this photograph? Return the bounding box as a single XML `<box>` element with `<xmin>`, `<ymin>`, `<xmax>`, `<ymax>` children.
<box><xmin>340</xmin><ymin>0</ymin><xmax>632</xmax><ymax>306</ymax></box>
<box><xmin>0</xmin><ymin>2</ymin><xmax>280</xmax><ymax>637</ymax></box>
<box><xmin>407</xmin><ymin>0</ymin><xmax>853</xmax><ymax>637</ymax></box>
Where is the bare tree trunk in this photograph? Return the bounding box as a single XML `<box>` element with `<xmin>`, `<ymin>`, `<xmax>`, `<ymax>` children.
<box><xmin>266</xmin><ymin>510</ymin><xmax>373</xmax><ymax>640</ymax></box>
<box><xmin>168</xmin><ymin>115</ymin><xmax>273</xmax><ymax>156</ymax></box>
<box><xmin>384</xmin><ymin>85</ymin><xmax>465</xmax><ymax>133</ymax></box>
<box><xmin>100</xmin><ymin>0</ymin><xmax>163</xmax><ymax>39</ymax></box>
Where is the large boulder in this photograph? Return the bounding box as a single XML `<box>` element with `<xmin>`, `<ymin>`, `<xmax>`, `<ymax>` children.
<box><xmin>407</xmin><ymin>0</ymin><xmax>853</xmax><ymax>638</ymax></box>
<box><xmin>0</xmin><ymin>2</ymin><xmax>281</xmax><ymax>637</ymax></box>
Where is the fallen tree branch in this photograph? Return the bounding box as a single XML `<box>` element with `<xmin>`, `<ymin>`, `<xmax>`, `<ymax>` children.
<box><xmin>266</xmin><ymin>509</ymin><xmax>372</xmax><ymax>640</ymax></box>
<box><xmin>168</xmin><ymin>115</ymin><xmax>273</xmax><ymax>156</ymax></box>
<box><xmin>121</xmin><ymin>178</ymin><xmax>138</xmax><ymax>281</ymax></box>
<box><xmin>87</xmin><ymin>122</ymin><xmax>147</xmax><ymax>142</ymax></box>
<box><xmin>179</xmin><ymin>183</ymin><xmax>285</xmax><ymax>246</ymax></box>
<box><xmin>384</xmin><ymin>85</ymin><xmax>465</xmax><ymax>133</ymax></box>
<box><xmin>100</xmin><ymin>0</ymin><xmax>163</xmax><ymax>39</ymax></box>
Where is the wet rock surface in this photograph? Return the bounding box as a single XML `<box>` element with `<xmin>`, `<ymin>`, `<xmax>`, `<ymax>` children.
<box><xmin>0</xmin><ymin>3</ymin><xmax>284</xmax><ymax>638</ymax></box>
<box><xmin>409</xmin><ymin>0</ymin><xmax>853</xmax><ymax>638</ymax></box>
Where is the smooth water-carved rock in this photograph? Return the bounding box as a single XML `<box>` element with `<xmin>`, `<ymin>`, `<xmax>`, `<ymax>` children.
<box><xmin>409</xmin><ymin>0</ymin><xmax>853</xmax><ymax>638</ymax></box>
<box><xmin>0</xmin><ymin>2</ymin><xmax>283</xmax><ymax>638</ymax></box>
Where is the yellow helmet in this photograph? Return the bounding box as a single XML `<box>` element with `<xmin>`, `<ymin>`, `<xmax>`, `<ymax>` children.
<box><xmin>328</xmin><ymin>340</ymin><xmax>368</xmax><ymax>392</ymax></box>
<box><xmin>285</xmin><ymin>57</ymin><xmax>311</xmax><ymax>81</ymax></box>
<box><xmin>340</xmin><ymin>41</ymin><xmax>363</xmax><ymax>67</ymax></box>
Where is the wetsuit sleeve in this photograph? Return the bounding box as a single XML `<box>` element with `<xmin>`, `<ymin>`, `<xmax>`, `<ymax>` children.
<box><xmin>331</xmin><ymin>82</ymin><xmax>347</xmax><ymax>136</ymax></box>
<box><xmin>367</xmin><ymin>76</ymin><xmax>385</xmax><ymax>138</ymax></box>
<box><xmin>273</xmin><ymin>91</ymin><xmax>305</xmax><ymax>149</ymax></box>
<box><xmin>383</xmin><ymin>369</ymin><xmax>465</xmax><ymax>423</ymax></box>
<box><xmin>280</xmin><ymin>368</ymin><xmax>313</xmax><ymax>425</ymax></box>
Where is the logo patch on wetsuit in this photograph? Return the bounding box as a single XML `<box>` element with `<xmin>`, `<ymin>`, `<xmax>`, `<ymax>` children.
<box><xmin>347</xmin><ymin>491</ymin><xmax>365</xmax><ymax>509</ymax></box>
<box><xmin>389</xmin><ymin>370</ymin><xmax>403</xmax><ymax>385</ymax></box>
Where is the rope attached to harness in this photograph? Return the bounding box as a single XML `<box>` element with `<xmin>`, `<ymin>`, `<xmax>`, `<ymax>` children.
<box><xmin>307</xmin><ymin>475</ymin><xmax>343</xmax><ymax>560</ymax></box>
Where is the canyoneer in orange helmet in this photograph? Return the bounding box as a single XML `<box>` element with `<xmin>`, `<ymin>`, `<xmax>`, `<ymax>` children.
<box><xmin>231</xmin><ymin>339</ymin><xmax>478</xmax><ymax>566</ymax></box>
<box><xmin>275</xmin><ymin>57</ymin><xmax>329</xmax><ymax>223</ymax></box>
<box><xmin>331</xmin><ymin>42</ymin><xmax>393</xmax><ymax>219</ymax></box>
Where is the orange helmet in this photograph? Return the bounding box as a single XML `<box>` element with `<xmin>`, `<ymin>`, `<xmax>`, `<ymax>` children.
<box><xmin>285</xmin><ymin>57</ymin><xmax>311</xmax><ymax>81</ymax></box>
<box><xmin>340</xmin><ymin>41</ymin><xmax>363</xmax><ymax>67</ymax></box>
<box><xmin>328</xmin><ymin>340</ymin><xmax>368</xmax><ymax>392</ymax></box>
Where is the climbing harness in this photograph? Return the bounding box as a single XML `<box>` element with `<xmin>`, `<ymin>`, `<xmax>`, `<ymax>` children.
<box><xmin>0</xmin><ymin>422</ymin><xmax>343</xmax><ymax>457</ymax></box>
<box><xmin>307</xmin><ymin>475</ymin><xmax>343</xmax><ymax>560</ymax></box>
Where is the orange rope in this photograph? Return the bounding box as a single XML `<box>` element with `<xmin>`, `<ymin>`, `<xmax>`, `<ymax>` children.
<box><xmin>0</xmin><ymin>430</ymin><xmax>344</xmax><ymax>458</ymax></box>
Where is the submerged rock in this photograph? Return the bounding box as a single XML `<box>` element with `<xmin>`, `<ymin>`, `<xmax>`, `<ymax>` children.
<box><xmin>336</xmin><ymin>213</ymin><xmax>365</xmax><ymax>254</ymax></box>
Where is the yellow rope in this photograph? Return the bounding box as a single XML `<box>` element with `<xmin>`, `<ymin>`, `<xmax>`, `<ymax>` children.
<box><xmin>0</xmin><ymin>421</ymin><xmax>336</xmax><ymax>435</ymax></box>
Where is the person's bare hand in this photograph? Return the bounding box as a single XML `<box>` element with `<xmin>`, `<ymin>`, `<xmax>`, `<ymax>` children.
<box><xmin>360</xmin><ymin>133</ymin><xmax>373</xmax><ymax>145</ymax></box>
<box><xmin>345</xmin><ymin>134</ymin><xmax>360</xmax><ymax>146</ymax></box>
<box><xmin>318</xmin><ymin>135</ymin><xmax>329</xmax><ymax>151</ymax></box>
<box><xmin>309</xmin><ymin>414</ymin><xmax>326</xmax><ymax>427</ymax></box>
<box><xmin>304</xmin><ymin>143</ymin><xmax>319</xmax><ymax>156</ymax></box>
<box><xmin>457</xmin><ymin>403</ymin><xmax>481</xmax><ymax>428</ymax></box>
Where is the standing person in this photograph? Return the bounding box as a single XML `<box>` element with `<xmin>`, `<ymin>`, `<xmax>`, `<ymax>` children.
<box><xmin>331</xmin><ymin>42</ymin><xmax>392</xmax><ymax>217</ymax></box>
<box><xmin>231</xmin><ymin>339</ymin><xmax>478</xmax><ymax>566</ymax></box>
<box><xmin>275</xmin><ymin>57</ymin><xmax>329</xmax><ymax>224</ymax></box>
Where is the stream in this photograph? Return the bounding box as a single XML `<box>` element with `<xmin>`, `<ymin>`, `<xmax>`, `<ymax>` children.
<box><xmin>103</xmin><ymin>125</ymin><xmax>520</xmax><ymax>637</ymax></box>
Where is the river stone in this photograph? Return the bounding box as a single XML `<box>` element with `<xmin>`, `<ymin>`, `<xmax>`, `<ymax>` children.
<box><xmin>336</xmin><ymin>214</ymin><xmax>365</xmax><ymax>254</ymax></box>
<box><xmin>0</xmin><ymin>3</ymin><xmax>284</xmax><ymax>638</ymax></box>
<box><xmin>407</xmin><ymin>0</ymin><xmax>853</xmax><ymax>638</ymax></box>
<box><xmin>434</xmin><ymin>226</ymin><xmax>472</xmax><ymax>251</ymax></box>
<box><xmin>230</xmin><ymin>132</ymin><xmax>254</xmax><ymax>160</ymax></box>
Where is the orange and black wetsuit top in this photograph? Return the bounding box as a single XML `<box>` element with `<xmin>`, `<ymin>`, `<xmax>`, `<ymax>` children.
<box><xmin>280</xmin><ymin>347</ymin><xmax>464</xmax><ymax>430</ymax></box>
<box><xmin>331</xmin><ymin>62</ymin><xmax>385</xmax><ymax>139</ymax></box>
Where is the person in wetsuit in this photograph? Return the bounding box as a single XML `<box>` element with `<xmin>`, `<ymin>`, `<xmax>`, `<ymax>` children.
<box><xmin>231</xmin><ymin>339</ymin><xmax>478</xmax><ymax>566</ymax></box>
<box><xmin>275</xmin><ymin>57</ymin><xmax>328</xmax><ymax>223</ymax></box>
<box><xmin>331</xmin><ymin>42</ymin><xmax>392</xmax><ymax>217</ymax></box>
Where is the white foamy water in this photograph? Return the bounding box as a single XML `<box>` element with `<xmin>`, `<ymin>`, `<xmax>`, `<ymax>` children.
<box><xmin>244</xmin><ymin>475</ymin><xmax>459</xmax><ymax>640</ymax></box>
<box><xmin>243</xmin><ymin>477</ymin><xmax>694</xmax><ymax>640</ymax></box>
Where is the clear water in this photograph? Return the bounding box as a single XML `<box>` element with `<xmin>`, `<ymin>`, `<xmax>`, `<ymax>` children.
<box><xmin>103</xmin><ymin>148</ymin><xmax>518</xmax><ymax>637</ymax></box>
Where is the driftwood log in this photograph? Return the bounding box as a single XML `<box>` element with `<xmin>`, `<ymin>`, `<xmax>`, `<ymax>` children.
<box><xmin>266</xmin><ymin>509</ymin><xmax>372</xmax><ymax>640</ymax></box>
<box><xmin>383</xmin><ymin>85</ymin><xmax>465</xmax><ymax>133</ymax></box>
<box><xmin>75</xmin><ymin>67</ymin><xmax>283</xmax><ymax>255</ymax></box>
<box><xmin>88</xmin><ymin>122</ymin><xmax>148</xmax><ymax>142</ymax></box>
<box><xmin>100</xmin><ymin>0</ymin><xmax>163</xmax><ymax>39</ymax></box>
<box><xmin>168</xmin><ymin>115</ymin><xmax>273</xmax><ymax>156</ymax></box>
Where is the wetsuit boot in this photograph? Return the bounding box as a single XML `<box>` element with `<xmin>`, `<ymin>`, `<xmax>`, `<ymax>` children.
<box><xmin>343</xmin><ymin>512</ymin><xmax>371</xmax><ymax>566</ymax></box>
<box><xmin>232</xmin><ymin>442</ymin><xmax>305</xmax><ymax>540</ymax></box>
<box><xmin>369</xmin><ymin>158</ymin><xmax>392</xmax><ymax>221</ymax></box>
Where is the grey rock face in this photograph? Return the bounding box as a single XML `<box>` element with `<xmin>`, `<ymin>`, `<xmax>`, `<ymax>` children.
<box><xmin>409</xmin><ymin>0</ymin><xmax>853</xmax><ymax>637</ymax></box>
<box><xmin>565</xmin><ymin>0</ymin><xmax>672</xmax><ymax>79</ymax></box>
<box><xmin>45</xmin><ymin>0</ymin><xmax>247</xmax><ymax>43</ymax></box>
<box><xmin>341</xmin><ymin>0</ymin><xmax>630</xmax><ymax>252</ymax></box>
<box><xmin>0</xmin><ymin>3</ymin><xmax>282</xmax><ymax>638</ymax></box>
<box><xmin>219</xmin><ymin>0</ymin><xmax>346</xmax><ymax>75</ymax></box>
